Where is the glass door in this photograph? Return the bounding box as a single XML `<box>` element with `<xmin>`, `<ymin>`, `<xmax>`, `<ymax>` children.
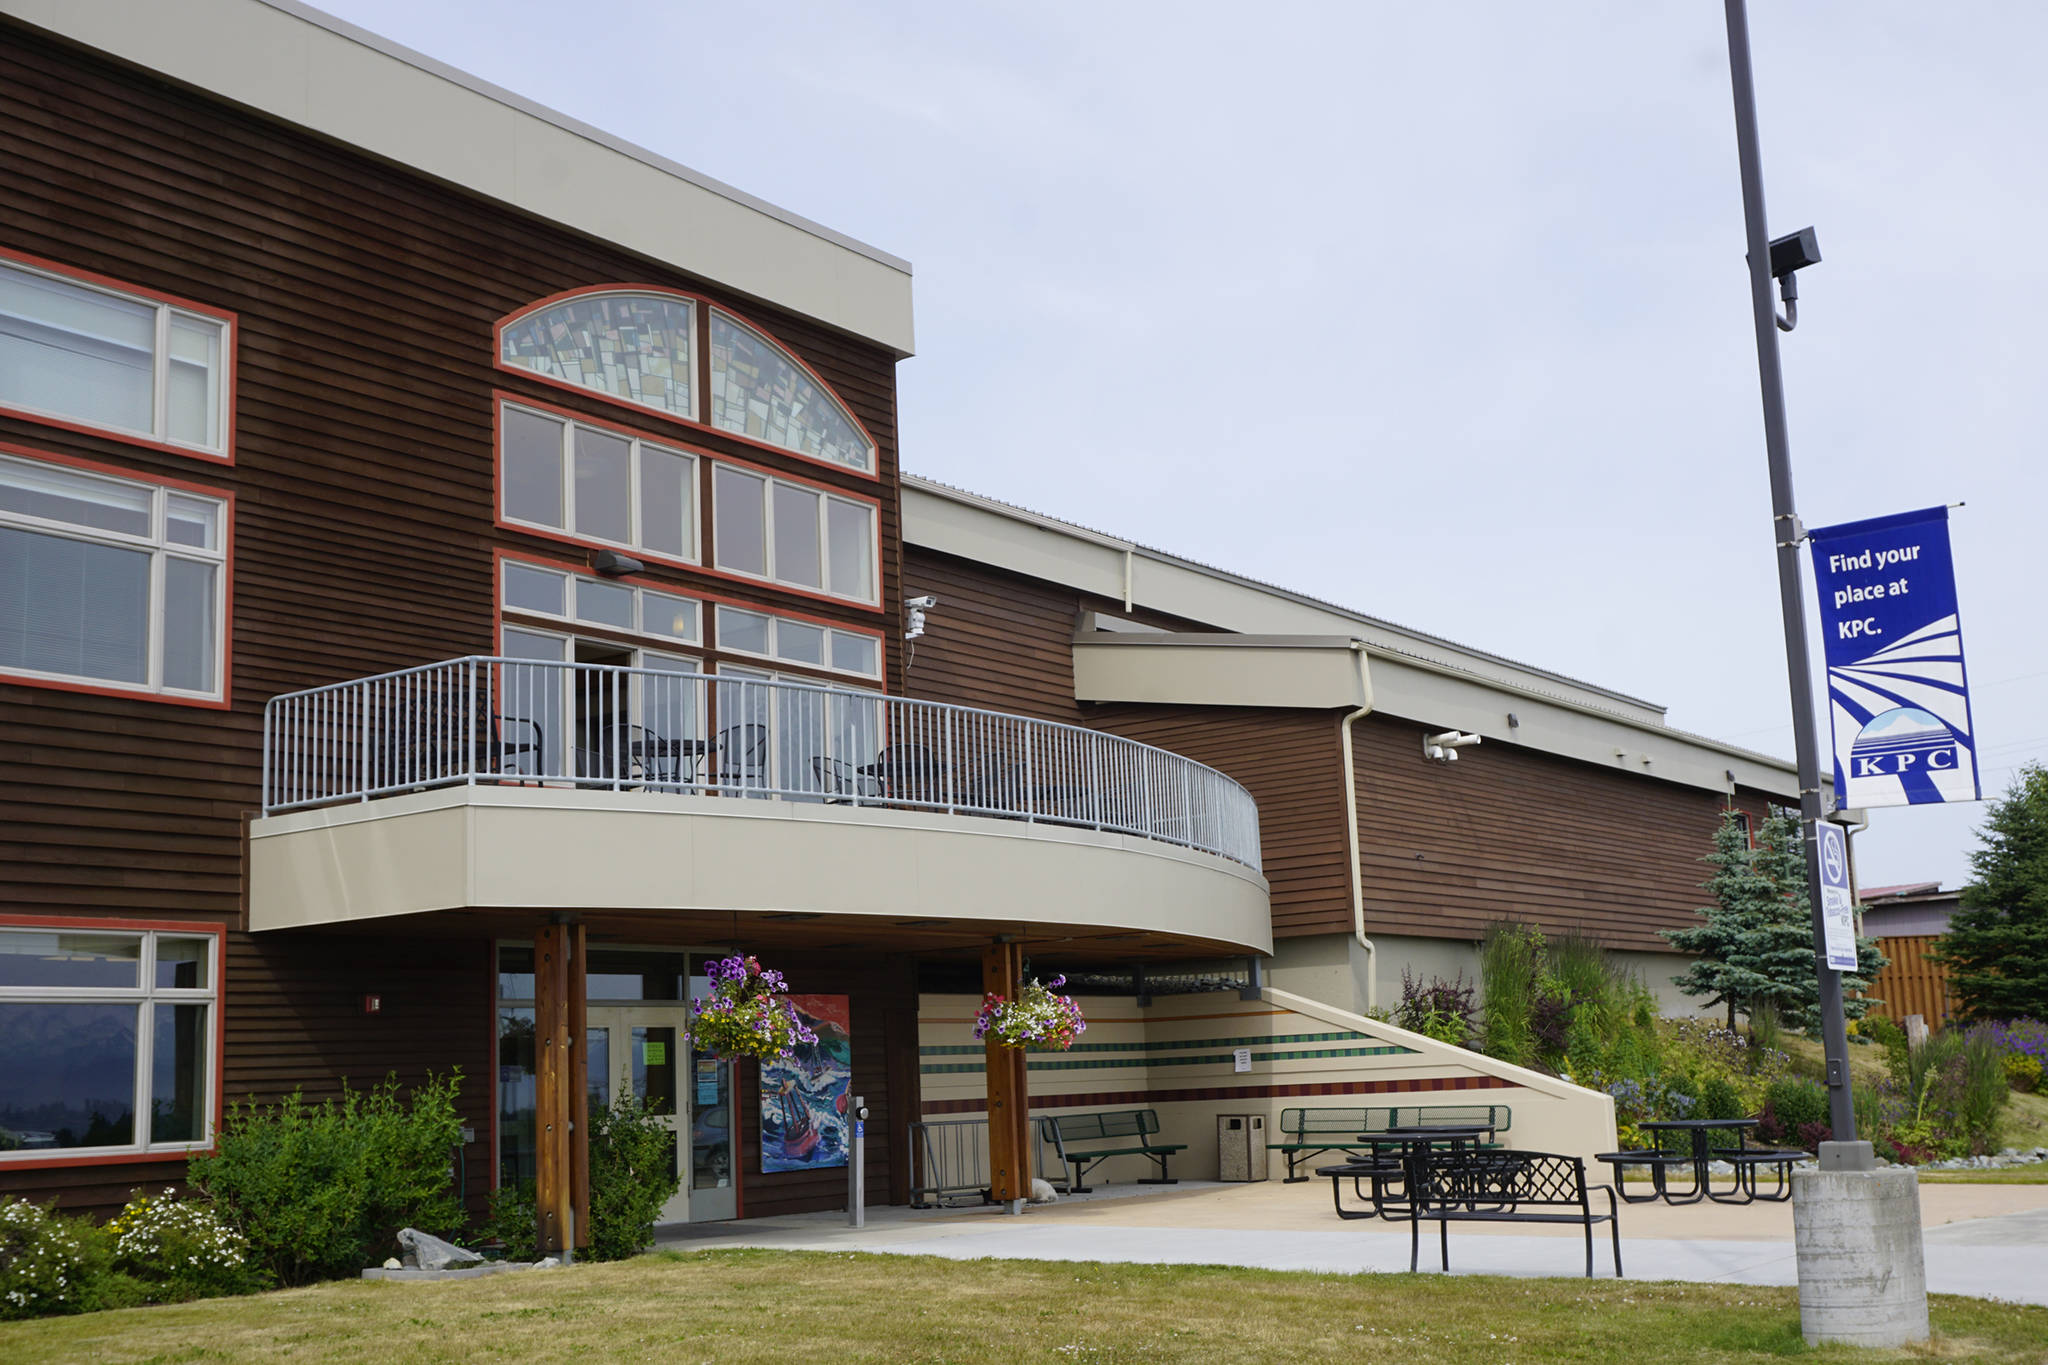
<box><xmin>686</xmin><ymin>967</ymin><xmax>736</xmax><ymax>1221</ymax></box>
<box><xmin>588</xmin><ymin>1008</ymin><xmax>689</xmax><ymax>1224</ymax></box>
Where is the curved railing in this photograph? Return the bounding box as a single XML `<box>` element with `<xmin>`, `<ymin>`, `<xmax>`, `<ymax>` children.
<box><xmin>261</xmin><ymin>657</ymin><xmax>1263</xmax><ymax>872</ymax></box>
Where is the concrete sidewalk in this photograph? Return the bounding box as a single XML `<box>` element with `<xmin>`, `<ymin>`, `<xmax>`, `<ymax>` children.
<box><xmin>658</xmin><ymin>1176</ymin><xmax>2048</xmax><ymax>1306</ymax></box>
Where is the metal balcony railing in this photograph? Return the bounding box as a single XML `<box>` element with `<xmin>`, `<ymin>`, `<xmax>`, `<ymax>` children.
<box><xmin>261</xmin><ymin>657</ymin><xmax>1263</xmax><ymax>871</ymax></box>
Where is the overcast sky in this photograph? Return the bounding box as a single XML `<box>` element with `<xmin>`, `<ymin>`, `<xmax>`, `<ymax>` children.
<box><xmin>318</xmin><ymin>0</ymin><xmax>2045</xmax><ymax>892</ymax></box>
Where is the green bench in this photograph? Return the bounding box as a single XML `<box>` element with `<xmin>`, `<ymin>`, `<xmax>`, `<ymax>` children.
<box><xmin>1039</xmin><ymin>1109</ymin><xmax>1186</xmax><ymax>1193</ymax></box>
<box><xmin>1271</xmin><ymin>1104</ymin><xmax>1512</xmax><ymax>1182</ymax></box>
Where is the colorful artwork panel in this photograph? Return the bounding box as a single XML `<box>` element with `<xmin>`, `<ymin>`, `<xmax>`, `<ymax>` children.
<box><xmin>759</xmin><ymin>993</ymin><xmax>852</xmax><ymax>1173</ymax></box>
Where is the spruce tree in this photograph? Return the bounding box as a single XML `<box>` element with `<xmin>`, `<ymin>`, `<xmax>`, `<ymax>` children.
<box><xmin>1665</xmin><ymin>808</ymin><xmax>1886</xmax><ymax>1029</ymax></box>
<box><xmin>1745</xmin><ymin>810</ymin><xmax>1887</xmax><ymax>1029</ymax></box>
<box><xmin>1935</xmin><ymin>763</ymin><xmax>2048</xmax><ymax>1022</ymax></box>
<box><xmin>1666</xmin><ymin>810</ymin><xmax>1781</xmax><ymax>1028</ymax></box>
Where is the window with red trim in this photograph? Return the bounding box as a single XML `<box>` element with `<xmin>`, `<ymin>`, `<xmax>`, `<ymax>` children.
<box><xmin>0</xmin><ymin>451</ymin><xmax>228</xmax><ymax>701</ymax></box>
<box><xmin>0</xmin><ymin>253</ymin><xmax>232</xmax><ymax>458</ymax></box>
<box><xmin>0</xmin><ymin>924</ymin><xmax>221</xmax><ymax>1161</ymax></box>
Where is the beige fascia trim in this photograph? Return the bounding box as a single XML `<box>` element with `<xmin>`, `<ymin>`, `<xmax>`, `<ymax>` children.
<box><xmin>1</xmin><ymin>0</ymin><xmax>915</xmax><ymax>354</ymax></box>
<box><xmin>1072</xmin><ymin>633</ymin><xmax>1372</xmax><ymax>710</ymax></box>
<box><xmin>248</xmin><ymin>785</ymin><xmax>1273</xmax><ymax>951</ymax></box>
<box><xmin>905</xmin><ymin>477</ymin><xmax>1809</xmax><ymax>801</ymax></box>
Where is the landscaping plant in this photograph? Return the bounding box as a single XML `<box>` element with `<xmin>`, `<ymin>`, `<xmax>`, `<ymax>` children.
<box><xmin>585</xmin><ymin>1092</ymin><xmax>684</xmax><ymax>1261</ymax></box>
<box><xmin>1391</xmin><ymin>967</ymin><xmax>1475</xmax><ymax>1046</ymax></box>
<box><xmin>0</xmin><ymin>1200</ymin><xmax>95</xmax><ymax>1321</ymax></box>
<box><xmin>187</xmin><ymin>1072</ymin><xmax>466</xmax><ymax>1286</ymax></box>
<box><xmin>1478</xmin><ymin>921</ymin><xmax>1541</xmax><ymax>1066</ymax></box>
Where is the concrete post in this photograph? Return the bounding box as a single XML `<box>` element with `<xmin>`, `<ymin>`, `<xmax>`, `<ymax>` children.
<box><xmin>1792</xmin><ymin>1148</ymin><xmax>1929</xmax><ymax>1348</ymax></box>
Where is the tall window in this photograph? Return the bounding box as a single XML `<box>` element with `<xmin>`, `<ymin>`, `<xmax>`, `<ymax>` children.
<box><xmin>500</xmin><ymin>401</ymin><xmax>698</xmax><ymax>562</ymax></box>
<box><xmin>0</xmin><ymin>925</ymin><xmax>219</xmax><ymax>1160</ymax></box>
<box><xmin>0</xmin><ymin>453</ymin><xmax>228</xmax><ymax>700</ymax></box>
<box><xmin>498</xmin><ymin>292</ymin><xmax>695</xmax><ymax>423</ymax></box>
<box><xmin>712</xmin><ymin>466</ymin><xmax>876</xmax><ymax>603</ymax></box>
<box><xmin>709</xmin><ymin>309</ymin><xmax>871</xmax><ymax>473</ymax></box>
<box><xmin>0</xmin><ymin>255</ymin><xmax>231</xmax><ymax>458</ymax></box>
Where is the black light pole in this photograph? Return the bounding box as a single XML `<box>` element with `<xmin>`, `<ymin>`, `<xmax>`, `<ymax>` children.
<box><xmin>1721</xmin><ymin>0</ymin><xmax>1858</xmax><ymax>1144</ymax></box>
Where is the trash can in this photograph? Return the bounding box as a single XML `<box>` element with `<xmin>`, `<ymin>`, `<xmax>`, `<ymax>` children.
<box><xmin>1217</xmin><ymin>1114</ymin><xmax>1268</xmax><ymax>1182</ymax></box>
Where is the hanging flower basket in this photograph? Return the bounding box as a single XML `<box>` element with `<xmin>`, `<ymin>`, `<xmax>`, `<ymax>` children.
<box><xmin>975</xmin><ymin>975</ymin><xmax>1087</xmax><ymax>1051</ymax></box>
<box><xmin>687</xmin><ymin>955</ymin><xmax>817</xmax><ymax>1061</ymax></box>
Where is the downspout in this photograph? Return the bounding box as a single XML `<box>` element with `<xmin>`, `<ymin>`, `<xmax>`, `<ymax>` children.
<box><xmin>1338</xmin><ymin>641</ymin><xmax>1378</xmax><ymax>1009</ymax></box>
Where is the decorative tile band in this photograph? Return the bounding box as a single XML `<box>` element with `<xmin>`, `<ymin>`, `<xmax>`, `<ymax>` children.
<box><xmin>921</xmin><ymin>1074</ymin><xmax>1516</xmax><ymax>1116</ymax></box>
<box><xmin>920</xmin><ymin>1045</ymin><xmax>1411</xmax><ymax>1076</ymax></box>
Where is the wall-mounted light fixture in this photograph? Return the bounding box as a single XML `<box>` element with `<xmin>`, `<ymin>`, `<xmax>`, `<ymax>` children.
<box><xmin>592</xmin><ymin>549</ymin><xmax>644</xmax><ymax>577</ymax></box>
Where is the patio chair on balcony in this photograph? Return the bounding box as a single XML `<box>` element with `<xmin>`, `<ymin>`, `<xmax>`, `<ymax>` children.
<box><xmin>710</xmin><ymin>723</ymin><xmax>770</xmax><ymax>790</ymax></box>
<box><xmin>860</xmin><ymin>743</ymin><xmax>944</xmax><ymax>806</ymax></box>
<box><xmin>377</xmin><ymin>687</ymin><xmax>545</xmax><ymax>790</ymax></box>
<box><xmin>809</xmin><ymin>756</ymin><xmax>879</xmax><ymax>803</ymax></box>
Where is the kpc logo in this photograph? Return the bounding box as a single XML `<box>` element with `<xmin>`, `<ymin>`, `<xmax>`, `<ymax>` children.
<box><xmin>1849</xmin><ymin>707</ymin><xmax>1959</xmax><ymax>779</ymax></box>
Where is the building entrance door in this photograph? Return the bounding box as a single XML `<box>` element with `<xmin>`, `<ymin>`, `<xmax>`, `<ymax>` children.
<box><xmin>586</xmin><ymin>1006</ymin><xmax>736</xmax><ymax>1224</ymax></box>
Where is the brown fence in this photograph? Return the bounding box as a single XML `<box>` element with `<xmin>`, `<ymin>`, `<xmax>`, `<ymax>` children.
<box><xmin>1861</xmin><ymin>935</ymin><xmax>1954</xmax><ymax>1025</ymax></box>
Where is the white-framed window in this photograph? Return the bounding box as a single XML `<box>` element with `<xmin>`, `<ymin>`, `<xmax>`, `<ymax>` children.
<box><xmin>0</xmin><ymin>453</ymin><xmax>228</xmax><ymax>700</ymax></box>
<box><xmin>499</xmin><ymin>401</ymin><xmax>699</xmax><ymax>563</ymax></box>
<box><xmin>711</xmin><ymin>465</ymin><xmax>876</xmax><ymax>603</ymax></box>
<box><xmin>499</xmin><ymin>623</ymin><xmax>703</xmax><ymax>782</ymax></box>
<box><xmin>0</xmin><ymin>925</ymin><xmax>219</xmax><ymax>1160</ymax></box>
<box><xmin>708</xmin><ymin>309</ymin><xmax>872</xmax><ymax>473</ymax></box>
<box><xmin>0</xmin><ymin>256</ymin><xmax>230</xmax><ymax>456</ymax></box>
<box><xmin>498</xmin><ymin>292</ymin><xmax>696</xmax><ymax>424</ymax></box>
<box><xmin>713</xmin><ymin>661</ymin><xmax>883</xmax><ymax>798</ymax></box>
<box><xmin>500</xmin><ymin>560</ymin><xmax>699</xmax><ymax>644</ymax></box>
<box><xmin>714</xmin><ymin>604</ymin><xmax>882</xmax><ymax>680</ymax></box>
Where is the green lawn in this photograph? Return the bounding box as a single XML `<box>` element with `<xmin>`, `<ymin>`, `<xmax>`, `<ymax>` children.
<box><xmin>4</xmin><ymin>1250</ymin><xmax>2045</xmax><ymax>1364</ymax></box>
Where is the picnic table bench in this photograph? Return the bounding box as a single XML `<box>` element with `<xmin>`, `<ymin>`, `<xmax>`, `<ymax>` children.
<box><xmin>1270</xmin><ymin>1104</ymin><xmax>1512</xmax><ymax>1182</ymax></box>
<box><xmin>1407</xmin><ymin>1149</ymin><xmax>1622</xmax><ymax>1277</ymax></box>
<box><xmin>1039</xmin><ymin>1109</ymin><xmax>1184</xmax><ymax>1193</ymax></box>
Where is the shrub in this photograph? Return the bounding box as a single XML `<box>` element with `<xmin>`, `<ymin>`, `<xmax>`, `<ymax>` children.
<box><xmin>105</xmin><ymin>1188</ymin><xmax>264</xmax><ymax>1301</ymax></box>
<box><xmin>585</xmin><ymin>1091</ymin><xmax>683</xmax><ymax>1261</ymax></box>
<box><xmin>1394</xmin><ymin>969</ymin><xmax>1475</xmax><ymax>1047</ymax></box>
<box><xmin>189</xmin><ymin>1071</ymin><xmax>466</xmax><ymax>1285</ymax></box>
<box><xmin>0</xmin><ymin>1199</ymin><xmax>93</xmax><ymax>1320</ymax></box>
<box><xmin>1478</xmin><ymin>922</ymin><xmax>1541</xmax><ymax>1065</ymax></box>
<box><xmin>478</xmin><ymin>1179</ymin><xmax>539</xmax><ymax>1262</ymax></box>
<box><xmin>1759</xmin><ymin>1077</ymin><xmax>1830</xmax><ymax>1149</ymax></box>
<box><xmin>2005</xmin><ymin>1054</ymin><xmax>2044</xmax><ymax>1093</ymax></box>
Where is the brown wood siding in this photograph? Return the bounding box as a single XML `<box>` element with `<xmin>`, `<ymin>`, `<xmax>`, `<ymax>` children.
<box><xmin>1347</xmin><ymin>712</ymin><xmax>1777</xmax><ymax>951</ymax></box>
<box><xmin>731</xmin><ymin>953</ymin><xmax>918</xmax><ymax>1217</ymax></box>
<box><xmin>1085</xmin><ymin>705</ymin><xmax>1350</xmax><ymax>938</ymax></box>
<box><xmin>903</xmin><ymin>546</ymin><xmax>1777</xmax><ymax>954</ymax></box>
<box><xmin>0</xmin><ymin>22</ymin><xmax>900</xmax><ymax>1210</ymax></box>
<box><xmin>1862</xmin><ymin>935</ymin><xmax>1954</xmax><ymax>1025</ymax></box>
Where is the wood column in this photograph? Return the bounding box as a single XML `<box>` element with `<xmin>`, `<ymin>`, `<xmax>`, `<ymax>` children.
<box><xmin>566</xmin><ymin>922</ymin><xmax>589</xmax><ymax>1249</ymax></box>
<box><xmin>534</xmin><ymin>920</ymin><xmax>587</xmax><ymax>1255</ymax></box>
<box><xmin>981</xmin><ymin>940</ymin><xmax>1031</xmax><ymax>1206</ymax></box>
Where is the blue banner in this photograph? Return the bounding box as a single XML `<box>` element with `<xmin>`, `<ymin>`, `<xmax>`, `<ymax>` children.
<box><xmin>1808</xmin><ymin>506</ymin><xmax>1979</xmax><ymax>809</ymax></box>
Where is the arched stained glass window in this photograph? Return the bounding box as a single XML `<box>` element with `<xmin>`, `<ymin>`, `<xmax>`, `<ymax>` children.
<box><xmin>708</xmin><ymin>309</ymin><xmax>872</xmax><ymax>473</ymax></box>
<box><xmin>499</xmin><ymin>292</ymin><xmax>696</xmax><ymax>422</ymax></box>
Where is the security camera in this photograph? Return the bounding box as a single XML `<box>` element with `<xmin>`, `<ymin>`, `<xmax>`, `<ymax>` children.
<box><xmin>905</xmin><ymin>595</ymin><xmax>937</xmax><ymax>609</ymax></box>
<box><xmin>1424</xmin><ymin>730</ymin><xmax>1481</xmax><ymax>763</ymax></box>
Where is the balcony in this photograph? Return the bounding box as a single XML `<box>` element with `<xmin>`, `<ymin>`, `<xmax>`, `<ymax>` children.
<box><xmin>249</xmin><ymin>658</ymin><xmax>1270</xmax><ymax>953</ymax></box>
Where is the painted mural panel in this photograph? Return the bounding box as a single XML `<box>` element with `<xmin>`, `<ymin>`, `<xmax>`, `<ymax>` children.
<box><xmin>759</xmin><ymin>994</ymin><xmax>851</xmax><ymax>1172</ymax></box>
